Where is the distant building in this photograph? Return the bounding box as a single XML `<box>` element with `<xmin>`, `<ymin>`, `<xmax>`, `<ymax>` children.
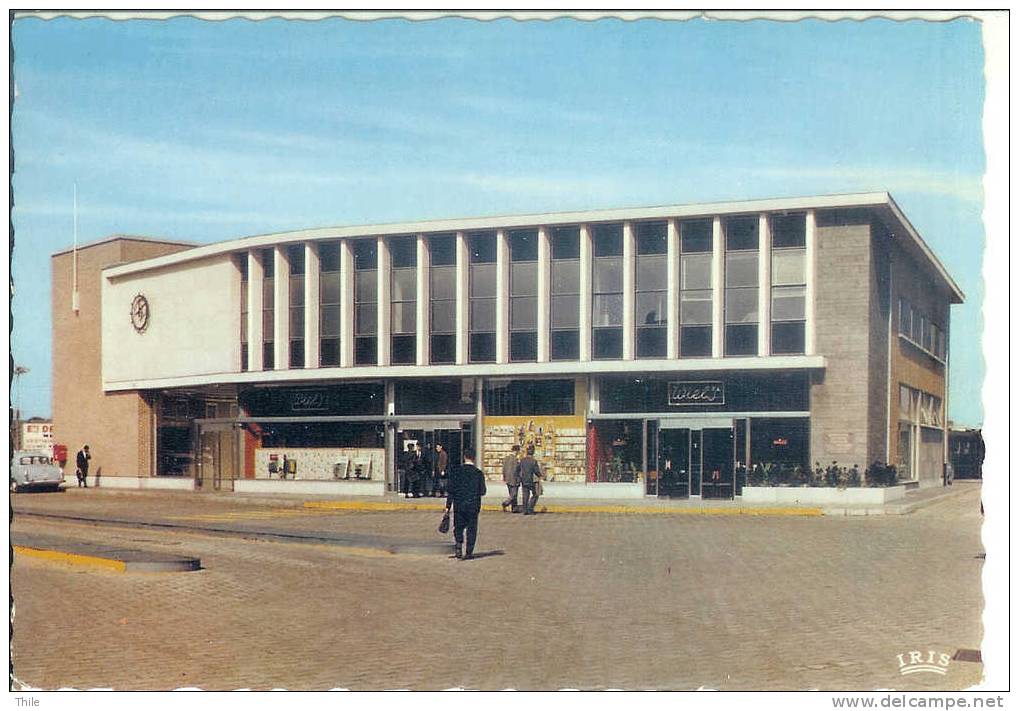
<box><xmin>50</xmin><ymin>192</ymin><xmax>962</xmax><ymax>497</ymax></box>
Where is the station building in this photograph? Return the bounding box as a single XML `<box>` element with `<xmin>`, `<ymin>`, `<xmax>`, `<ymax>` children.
<box><xmin>51</xmin><ymin>192</ymin><xmax>962</xmax><ymax>498</ymax></box>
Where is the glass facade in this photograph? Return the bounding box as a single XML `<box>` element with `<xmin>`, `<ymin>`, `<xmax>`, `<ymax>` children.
<box><xmin>353</xmin><ymin>240</ymin><xmax>378</xmax><ymax>366</ymax></box>
<box><xmin>770</xmin><ymin>214</ymin><xmax>806</xmax><ymax>355</ymax></box>
<box><xmin>389</xmin><ymin>236</ymin><xmax>417</xmax><ymax>365</ymax></box>
<box><xmin>509</xmin><ymin>229</ymin><xmax>538</xmax><ymax>362</ymax></box>
<box><xmin>429</xmin><ymin>233</ymin><xmax>457</xmax><ymax>364</ymax></box>
<box><xmin>319</xmin><ymin>242</ymin><xmax>341</xmax><ymax>367</ymax></box>
<box><xmin>592</xmin><ymin>223</ymin><xmax>623</xmax><ymax>359</ymax></box>
<box><xmin>724</xmin><ymin>216</ymin><xmax>759</xmax><ymax>356</ymax></box>
<box><xmin>237</xmin><ymin>254</ymin><xmax>248</xmax><ymax>371</ymax></box>
<box><xmin>550</xmin><ymin>225</ymin><xmax>580</xmax><ymax>360</ymax></box>
<box><xmin>287</xmin><ymin>244</ymin><xmax>305</xmax><ymax>368</ymax></box>
<box><xmin>468</xmin><ymin>231</ymin><xmax>497</xmax><ymax>362</ymax></box>
<box><xmin>679</xmin><ymin>219</ymin><xmax>713</xmax><ymax>357</ymax></box>
<box><xmin>635</xmin><ymin>221</ymin><xmax>668</xmax><ymax>358</ymax></box>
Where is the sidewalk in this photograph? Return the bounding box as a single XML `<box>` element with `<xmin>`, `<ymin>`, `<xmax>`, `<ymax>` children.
<box><xmin>11</xmin><ymin>532</ymin><xmax>201</xmax><ymax>572</ymax></box>
<box><xmin>38</xmin><ymin>478</ymin><xmax>979</xmax><ymax>517</ymax></box>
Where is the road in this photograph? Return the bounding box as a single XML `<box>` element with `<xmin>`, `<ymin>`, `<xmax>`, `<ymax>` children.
<box><xmin>10</xmin><ymin>483</ymin><xmax>985</xmax><ymax>690</ymax></box>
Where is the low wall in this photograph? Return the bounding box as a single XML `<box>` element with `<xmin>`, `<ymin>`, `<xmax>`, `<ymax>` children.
<box><xmin>233</xmin><ymin>479</ymin><xmax>385</xmax><ymax>497</ymax></box>
<box><xmin>72</xmin><ymin>475</ymin><xmax>196</xmax><ymax>491</ymax></box>
<box><xmin>741</xmin><ymin>485</ymin><xmax>907</xmax><ymax>505</ymax></box>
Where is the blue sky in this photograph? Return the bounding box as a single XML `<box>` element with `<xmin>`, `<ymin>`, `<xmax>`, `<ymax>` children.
<box><xmin>11</xmin><ymin>15</ymin><xmax>986</xmax><ymax>425</ymax></box>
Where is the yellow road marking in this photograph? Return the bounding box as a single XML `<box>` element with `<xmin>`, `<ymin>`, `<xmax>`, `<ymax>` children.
<box><xmin>14</xmin><ymin>545</ymin><xmax>126</xmax><ymax>572</ymax></box>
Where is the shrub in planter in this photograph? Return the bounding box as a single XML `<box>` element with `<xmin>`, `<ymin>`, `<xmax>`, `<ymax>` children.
<box><xmin>865</xmin><ymin>461</ymin><xmax>898</xmax><ymax>487</ymax></box>
<box><xmin>847</xmin><ymin>464</ymin><xmax>861</xmax><ymax>488</ymax></box>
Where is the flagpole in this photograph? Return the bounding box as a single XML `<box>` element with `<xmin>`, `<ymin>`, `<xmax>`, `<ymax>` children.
<box><xmin>72</xmin><ymin>182</ymin><xmax>79</xmax><ymax>313</ymax></box>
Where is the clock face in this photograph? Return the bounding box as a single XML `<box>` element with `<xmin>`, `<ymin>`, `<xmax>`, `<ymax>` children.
<box><xmin>130</xmin><ymin>294</ymin><xmax>150</xmax><ymax>333</ymax></box>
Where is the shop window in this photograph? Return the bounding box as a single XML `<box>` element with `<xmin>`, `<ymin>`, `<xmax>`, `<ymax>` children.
<box><xmin>395</xmin><ymin>378</ymin><xmax>477</xmax><ymax>414</ymax></box>
<box><xmin>587</xmin><ymin>420</ymin><xmax>644</xmax><ymax>483</ymax></box>
<box><xmin>680</xmin><ymin>218</ymin><xmax>712</xmax><ymax>253</ymax></box>
<box><xmin>750</xmin><ymin>418</ymin><xmax>809</xmax><ymax>470</ymax></box>
<box><xmin>484</xmin><ymin>379</ymin><xmax>575</xmax><ymax>416</ymax></box>
<box><xmin>770</xmin><ymin>213</ymin><xmax>806</xmax><ymax>248</ymax></box>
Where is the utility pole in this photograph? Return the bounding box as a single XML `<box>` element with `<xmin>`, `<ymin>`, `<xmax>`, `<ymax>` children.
<box><xmin>12</xmin><ymin>365</ymin><xmax>29</xmax><ymax>450</ymax></box>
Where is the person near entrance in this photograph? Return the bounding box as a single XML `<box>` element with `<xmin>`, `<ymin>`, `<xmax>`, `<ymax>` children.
<box><xmin>518</xmin><ymin>445</ymin><xmax>543</xmax><ymax>515</ymax></box>
<box><xmin>401</xmin><ymin>443</ymin><xmax>421</xmax><ymax>498</ymax></box>
<box><xmin>75</xmin><ymin>444</ymin><xmax>91</xmax><ymax>488</ymax></box>
<box><xmin>445</xmin><ymin>451</ymin><xmax>486</xmax><ymax>560</ymax></box>
<box><xmin>420</xmin><ymin>444</ymin><xmax>435</xmax><ymax>497</ymax></box>
<box><xmin>501</xmin><ymin>444</ymin><xmax>521</xmax><ymax>512</ymax></box>
<box><xmin>434</xmin><ymin>443</ymin><xmax>449</xmax><ymax>498</ymax></box>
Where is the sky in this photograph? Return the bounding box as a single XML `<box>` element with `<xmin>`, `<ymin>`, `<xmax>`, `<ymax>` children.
<box><xmin>10</xmin><ymin>13</ymin><xmax>988</xmax><ymax>425</ymax></box>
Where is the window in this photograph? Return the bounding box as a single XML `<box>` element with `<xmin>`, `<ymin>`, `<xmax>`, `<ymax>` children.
<box><xmin>389</xmin><ymin>236</ymin><xmax>417</xmax><ymax>365</ymax></box>
<box><xmin>469</xmin><ymin>231</ymin><xmax>497</xmax><ymax>362</ymax></box>
<box><xmin>353</xmin><ymin>240</ymin><xmax>377</xmax><ymax>366</ymax></box>
<box><xmin>238</xmin><ymin>254</ymin><xmax>248</xmax><ymax>371</ymax></box>
<box><xmin>635</xmin><ymin>221</ymin><xmax>667</xmax><ymax>358</ymax></box>
<box><xmin>319</xmin><ymin>242</ymin><xmax>341</xmax><ymax>366</ymax></box>
<box><xmin>771</xmin><ymin>238</ymin><xmax>806</xmax><ymax>355</ymax></box>
<box><xmin>510</xmin><ymin>229</ymin><xmax>538</xmax><ymax>362</ymax></box>
<box><xmin>680</xmin><ymin>220</ymin><xmax>713</xmax><ymax>357</ymax></box>
<box><xmin>770</xmin><ymin>213</ymin><xmax>806</xmax><ymax>248</ymax></box>
<box><xmin>484</xmin><ymin>379</ymin><xmax>575</xmax><ymax>416</ymax></box>
<box><xmin>261</xmin><ymin>248</ymin><xmax>275</xmax><ymax>370</ymax></box>
<box><xmin>551</xmin><ymin>225</ymin><xmax>580</xmax><ymax>360</ymax></box>
<box><xmin>724</xmin><ymin>219</ymin><xmax>758</xmax><ymax>357</ymax></box>
<box><xmin>429</xmin><ymin>233</ymin><xmax>456</xmax><ymax>364</ymax></box>
<box><xmin>287</xmin><ymin>244</ymin><xmax>305</xmax><ymax>368</ymax></box>
<box><xmin>592</xmin><ymin>223</ymin><xmax>623</xmax><ymax>359</ymax></box>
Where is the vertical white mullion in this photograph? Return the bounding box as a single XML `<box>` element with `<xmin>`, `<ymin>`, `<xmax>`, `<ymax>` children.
<box><xmin>496</xmin><ymin>229</ymin><xmax>509</xmax><ymax>364</ymax></box>
<box><xmin>455</xmin><ymin>231</ymin><xmax>469</xmax><ymax>364</ymax></box>
<box><xmin>579</xmin><ymin>224</ymin><xmax>593</xmax><ymax>361</ymax></box>
<box><xmin>247</xmin><ymin>251</ymin><xmax>263</xmax><ymax>371</ymax></box>
<box><xmin>274</xmin><ymin>246</ymin><xmax>289</xmax><ymax>370</ymax></box>
<box><xmin>537</xmin><ymin>226</ymin><xmax>551</xmax><ymax>362</ymax></box>
<box><xmin>340</xmin><ymin>239</ymin><xmax>354</xmax><ymax>368</ymax></box>
<box><xmin>377</xmin><ymin>236</ymin><xmax>391</xmax><ymax>367</ymax></box>
<box><xmin>305</xmin><ymin>243</ymin><xmax>320</xmax><ymax>368</ymax></box>
<box><xmin>758</xmin><ymin>213</ymin><xmax>771</xmax><ymax>357</ymax></box>
<box><xmin>805</xmin><ymin>209</ymin><xmax>817</xmax><ymax>355</ymax></box>
<box><xmin>622</xmin><ymin>221</ymin><xmax>635</xmax><ymax>360</ymax></box>
<box><xmin>667</xmin><ymin>219</ymin><xmax>679</xmax><ymax>359</ymax></box>
<box><xmin>416</xmin><ymin>234</ymin><xmax>429</xmax><ymax>366</ymax></box>
<box><xmin>711</xmin><ymin>216</ymin><xmax>724</xmax><ymax>358</ymax></box>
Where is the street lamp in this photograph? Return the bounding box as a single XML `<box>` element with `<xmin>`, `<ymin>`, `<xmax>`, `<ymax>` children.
<box><xmin>13</xmin><ymin>365</ymin><xmax>29</xmax><ymax>450</ymax></box>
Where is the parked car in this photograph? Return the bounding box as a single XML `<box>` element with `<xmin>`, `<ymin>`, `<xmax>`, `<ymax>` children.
<box><xmin>10</xmin><ymin>450</ymin><xmax>65</xmax><ymax>492</ymax></box>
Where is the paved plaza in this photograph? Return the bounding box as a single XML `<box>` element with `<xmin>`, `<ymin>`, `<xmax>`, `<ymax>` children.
<box><xmin>10</xmin><ymin>483</ymin><xmax>985</xmax><ymax>690</ymax></box>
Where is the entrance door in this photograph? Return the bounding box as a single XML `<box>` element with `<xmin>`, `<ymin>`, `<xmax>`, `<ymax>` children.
<box><xmin>700</xmin><ymin>428</ymin><xmax>734</xmax><ymax>499</ymax></box>
<box><xmin>658</xmin><ymin>429</ymin><xmax>691</xmax><ymax>498</ymax></box>
<box><xmin>196</xmin><ymin>424</ymin><xmax>238</xmax><ymax>492</ymax></box>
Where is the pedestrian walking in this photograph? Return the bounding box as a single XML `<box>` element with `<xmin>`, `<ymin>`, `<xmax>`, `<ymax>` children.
<box><xmin>401</xmin><ymin>443</ymin><xmax>420</xmax><ymax>498</ymax></box>
<box><xmin>501</xmin><ymin>444</ymin><xmax>521</xmax><ymax>512</ymax></box>
<box><xmin>444</xmin><ymin>451</ymin><xmax>487</xmax><ymax>560</ymax></box>
<box><xmin>517</xmin><ymin>445</ymin><xmax>543</xmax><ymax>515</ymax></box>
<box><xmin>434</xmin><ymin>443</ymin><xmax>449</xmax><ymax>498</ymax></box>
<box><xmin>75</xmin><ymin>444</ymin><xmax>91</xmax><ymax>488</ymax></box>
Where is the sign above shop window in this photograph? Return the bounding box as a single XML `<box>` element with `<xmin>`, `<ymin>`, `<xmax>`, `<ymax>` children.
<box><xmin>668</xmin><ymin>381</ymin><xmax>725</xmax><ymax>406</ymax></box>
<box><xmin>289</xmin><ymin>390</ymin><xmax>329</xmax><ymax>412</ymax></box>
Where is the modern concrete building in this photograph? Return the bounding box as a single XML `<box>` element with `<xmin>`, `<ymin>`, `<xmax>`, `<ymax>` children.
<box><xmin>50</xmin><ymin>193</ymin><xmax>963</xmax><ymax>498</ymax></box>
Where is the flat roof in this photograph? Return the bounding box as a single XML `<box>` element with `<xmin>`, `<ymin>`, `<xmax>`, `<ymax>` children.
<box><xmin>96</xmin><ymin>192</ymin><xmax>963</xmax><ymax>302</ymax></box>
<box><xmin>51</xmin><ymin>234</ymin><xmax>197</xmax><ymax>259</ymax></box>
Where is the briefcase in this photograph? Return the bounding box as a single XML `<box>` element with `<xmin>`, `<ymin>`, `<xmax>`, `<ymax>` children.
<box><xmin>438</xmin><ymin>510</ymin><xmax>450</xmax><ymax>534</ymax></box>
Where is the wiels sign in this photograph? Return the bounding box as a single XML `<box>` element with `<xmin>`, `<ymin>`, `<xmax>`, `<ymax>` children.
<box><xmin>668</xmin><ymin>381</ymin><xmax>725</xmax><ymax>406</ymax></box>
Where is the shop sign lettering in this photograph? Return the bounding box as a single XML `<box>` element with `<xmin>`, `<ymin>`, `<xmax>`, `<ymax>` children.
<box><xmin>668</xmin><ymin>381</ymin><xmax>725</xmax><ymax>406</ymax></box>
<box><xmin>289</xmin><ymin>391</ymin><xmax>328</xmax><ymax>412</ymax></box>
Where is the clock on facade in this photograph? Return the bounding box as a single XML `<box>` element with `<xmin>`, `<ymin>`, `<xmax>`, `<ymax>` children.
<box><xmin>130</xmin><ymin>294</ymin><xmax>150</xmax><ymax>333</ymax></box>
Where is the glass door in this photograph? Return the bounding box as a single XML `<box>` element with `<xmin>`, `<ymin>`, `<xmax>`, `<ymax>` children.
<box><xmin>196</xmin><ymin>423</ymin><xmax>238</xmax><ymax>491</ymax></box>
<box><xmin>701</xmin><ymin>428</ymin><xmax>734</xmax><ymax>499</ymax></box>
<box><xmin>658</xmin><ymin>428</ymin><xmax>691</xmax><ymax>498</ymax></box>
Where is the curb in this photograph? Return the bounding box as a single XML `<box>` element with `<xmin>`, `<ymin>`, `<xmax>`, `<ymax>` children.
<box><xmin>12</xmin><ymin>544</ymin><xmax>201</xmax><ymax>573</ymax></box>
<box><xmin>303</xmin><ymin>500</ymin><xmax>825</xmax><ymax>517</ymax></box>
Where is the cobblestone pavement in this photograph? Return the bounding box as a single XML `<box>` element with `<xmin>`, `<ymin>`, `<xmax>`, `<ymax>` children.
<box><xmin>10</xmin><ymin>484</ymin><xmax>985</xmax><ymax>690</ymax></box>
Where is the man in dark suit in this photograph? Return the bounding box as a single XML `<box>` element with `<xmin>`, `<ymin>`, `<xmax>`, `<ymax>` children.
<box><xmin>75</xmin><ymin>445</ymin><xmax>91</xmax><ymax>488</ymax></box>
<box><xmin>517</xmin><ymin>445</ymin><xmax>543</xmax><ymax>515</ymax></box>
<box><xmin>444</xmin><ymin>451</ymin><xmax>487</xmax><ymax>560</ymax></box>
